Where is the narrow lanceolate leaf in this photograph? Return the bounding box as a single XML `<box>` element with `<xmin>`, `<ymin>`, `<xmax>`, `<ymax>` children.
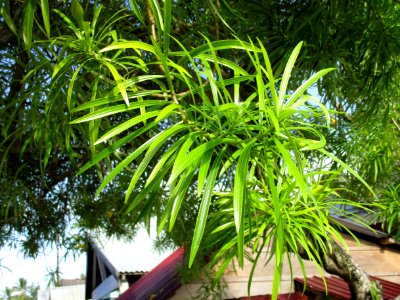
<box><xmin>52</xmin><ymin>54</ymin><xmax>77</xmax><ymax>79</ymax></box>
<box><xmin>129</xmin><ymin>0</ymin><xmax>145</xmax><ymax>23</ymax></box>
<box><xmin>78</xmin><ymin>122</ymin><xmax>157</xmax><ymax>175</ymax></box>
<box><xmin>103</xmin><ymin>62</ymin><xmax>129</xmax><ymax>106</ymax></box>
<box><xmin>176</xmin><ymin>40</ymin><xmax>261</xmax><ymax>64</ymax></box>
<box><xmin>163</xmin><ymin>0</ymin><xmax>172</xmax><ymax>53</ymax></box>
<box><xmin>148</xmin><ymin>0</ymin><xmax>164</xmax><ymax>34</ymax></box>
<box><xmin>169</xmin><ymin>164</ymin><xmax>197</xmax><ymax>231</ymax></box>
<box><xmin>278</xmin><ymin>42</ymin><xmax>303</xmax><ymax>113</ymax></box>
<box><xmin>275</xmin><ymin>139</ymin><xmax>309</xmax><ymax>198</ymax></box>
<box><xmin>266</xmin><ymin>164</ymin><xmax>285</xmax><ymax>300</ymax></box>
<box><xmin>285</xmin><ymin>68</ymin><xmax>336</xmax><ymax>111</ymax></box>
<box><xmin>155</xmin><ymin>103</ymin><xmax>182</xmax><ymax>122</ymax></box>
<box><xmin>145</xmin><ymin>136</ymin><xmax>186</xmax><ymax>186</ymax></box>
<box><xmin>189</xmin><ymin>148</ymin><xmax>225</xmax><ymax>267</ymax></box>
<box><xmin>233</xmin><ymin>140</ymin><xmax>255</xmax><ymax>267</ymax></box>
<box><xmin>97</xmin><ymin>124</ymin><xmax>185</xmax><ymax>198</ymax></box>
<box><xmin>40</xmin><ymin>0</ymin><xmax>51</xmax><ymax>36</ymax></box>
<box><xmin>23</xmin><ymin>0</ymin><xmax>35</xmax><ymax>51</ymax></box>
<box><xmin>1</xmin><ymin>0</ymin><xmax>18</xmax><ymax>35</ymax></box>
<box><xmin>318</xmin><ymin>148</ymin><xmax>377</xmax><ymax>198</ymax></box>
<box><xmin>206</xmin><ymin>0</ymin><xmax>234</xmax><ymax>32</ymax></box>
<box><xmin>169</xmin><ymin>132</ymin><xmax>200</xmax><ymax>179</ymax></box>
<box><xmin>272</xmin><ymin>260</ymin><xmax>284</xmax><ymax>300</ymax></box>
<box><xmin>197</xmin><ymin>148</ymin><xmax>213</xmax><ymax>197</ymax></box>
<box><xmin>168</xmin><ymin>138</ymin><xmax>235</xmax><ymax>184</ymax></box>
<box><xmin>100</xmin><ymin>41</ymin><xmax>156</xmax><ymax>54</ymax></box>
<box><xmin>95</xmin><ymin>110</ymin><xmax>160</xmax><ymax>145</ymax></box>
<box><xmin>125</xmin><ymin>157</ymin><xmax>174</xmax><ymax>215</ymax></box>
<box><xmin>125</xmin><ymin>123</ymin><xmax>188</xmax><ymax>201</ymax></box>
<box><xmin>67</xmin><ymin>64</ymin><xmax>84</xmax><ymax>111</ymax></box>
<box><xmin>43</xmin><ymin>140</ymin><xmax>52</xmax><ymax>169</ymax></box>
<box><xmin>258</xmin><ymin>39</ymin><xmax>278</xmax><ymax>107</ymax></box>
<box><xmin>70</xmin><ymin>101</ymin><xmax>167</xmax><ymax>124</ymax></box>
<box><xmin>72</xmin><ymin>92</ymin><xmax>165</xmax><ymax>112</ymax></box>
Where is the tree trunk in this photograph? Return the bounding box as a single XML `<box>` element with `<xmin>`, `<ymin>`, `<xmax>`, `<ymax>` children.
<box><xmin>299</xmin><ymin>237</ymin><xmax>382</xmax><ymax>300</ymax></box>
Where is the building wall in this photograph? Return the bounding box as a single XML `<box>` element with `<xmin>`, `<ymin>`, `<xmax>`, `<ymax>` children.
<box><xmin>37</xmin><ymin>284</ymin><xmax>85</xmax><ymax>300</ymax></box>
<box><xmin>170</xmin><ymin>234</ymin><xmax>400</xmax><ymax>299</ymax></box>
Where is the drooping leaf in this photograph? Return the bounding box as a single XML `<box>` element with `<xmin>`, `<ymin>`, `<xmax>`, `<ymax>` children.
<box><xmin>1</xmin><ymin>0</ymin><xmax>17</xmax><ymax>36</ymax></box>
<box><xmin>22</xmin><ymin>0</ymin><xmax>35</xmax><ymax>51</ymax></box>
<box><xmin>189</xmin><ymin>147</ymin><xmax>225</xmax><ymax>267</ymax></box>
<box><xmin>40</xmin><ymin>0</ymin><xmax>51</xmax><ymax>36</ymax></box>
<box><xmin>233</xmin><ymin>140</ymin><xmax>255</xmax><ymax>267</ymax></box>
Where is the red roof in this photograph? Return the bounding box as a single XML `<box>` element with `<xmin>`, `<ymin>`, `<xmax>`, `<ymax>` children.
<box><xmin>227</xmin><ymin>292</ymin><xmax>308</xmax><ymax>300</ymax></box>
<box><xmin>117</xmin><ymin>246</ymin><xmax>184</xmax><ymax>300</ymax></box>
<box><xmin>294</xmin><ymin>275</ymin><xmax>400</xmax><ymax>300</ymax></box>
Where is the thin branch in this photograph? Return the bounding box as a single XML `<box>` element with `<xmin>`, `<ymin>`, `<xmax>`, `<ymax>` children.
<box><xmin>146</xmin><ymin>0</ymin><xmax>158</xmax><ymax>41</ymax></box>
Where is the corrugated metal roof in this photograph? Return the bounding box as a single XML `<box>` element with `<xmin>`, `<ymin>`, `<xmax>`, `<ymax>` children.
<box><xmin>117</xmin><ymin>246</ymin><xmax>184</xmax><ymax>300</ymax></box>
<box><xmin>226</xmin><ymin>293</ymin><xmax>307</xmax><ymax>299</ymax></box>
<box><xmin>90</xmin><ymin>226</ymin><xmax>175</xmax><ymax>274</ymax></box>
<box><xmin>294</xmin><ymin>275</ymin><xmax>400</xmax><ymax>299</ymax></box>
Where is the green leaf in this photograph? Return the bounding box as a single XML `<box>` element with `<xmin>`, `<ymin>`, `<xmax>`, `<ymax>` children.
<box><xmin>233</xmin><ymin>140</ymin><xmax>254</xmax><ymax>267</ymax></box>
<box><xmin>148</xmin><ymin>0</ymin><xmax>163</xmax><ymax>34</ymax></box>
<box><xmin>77</xmin><ymin>122</ymin><xmax>157</xmax><ymax>175</ymax></box>
<box><xmin>278</xmin><ymin>42</ymin><xmax>303</xmax><ymax>113</ymax></box>
<box><xmin>197</xmin><ymin>148</ymin><xmax>213</xmax><ymax>197</ymax></box>
<box><xmin>163</xmin><ymin>0</ymin><xmax>172</xmax><ymax>53</ymax></box>
<box><xmin>72</xmin><ymin>91</ymin><xmax>164</xmax><ymax>112</ymax></box>
<box><xmin>206</xmin><ymin>0</ymin><xmax>234</xmax><ymax>33</ymax></box>
<box><xmin>198</xmin><ymin>54</ymin><xmax>249</xmax><ymax>76</ymax></box>
<box><xmin>95</xmin><ymin>110</ymin><xmax>160</xmax><ymax>145</ymax></box>
<box><xmin>100</xmin><ymin>41</ymin><xmax>156</xmax><ymax>54</ymax></box>
<box><xmin>275</xmin><ymin>139</ymin><xmax>309</xmax><ymax>198</ymax></box>
<box><xmin>23</xmin><ymin>0</ymin><xmax>35</xmax><ymax>51</ymax></box>
<box><xmin>40</xmin><ymin>0</ymin><xmax>51</xmax><ymax>36</ymax></box>
<box><xmin>52</xmin><ymin>54</ymin><xmax>77</xmax><ymax>79</ymax></box>
<box><xmin>126</xmin><ymin>157</ymin><xmax>174</xmax><ymax>214</ymax></box>
<box><xmin>189</xmin><ymin>148</ymin><xmax>225</xmax><ymax>267</ymax></box>
<box><xmin>102</xmin><ymin>61</ymin><xmax>129</xmax><ymax>106</ymax></box>
<box><xmin>155</xmin><ymin>103</ymin><xmax>182</xmax><ymax>122</ymax></box>
<box><xmin>168</xmin><ymin>164</ymin><xmax>197</xmax><ymax>231</ymax></box>
<box><xmin>67</xmin><ymin>64</ymin><xmax>84</xmax><ymax>111</ymax></box>
<box><xmin>1</xmin><ymin>0</ymin><xmax>17</xmax><ymax>36</ymax></box>
<box><xmin>318</xmin><ymin>148</ymin><xmax>377</xmax><ymax>198</ymax></box>
<box><xmin>125</xmin><ymin>123</ymin><xmax>188</xmax><ymax>201</ymax></box>
<box><xmin>169</xmin><ymin>132</ymin><xmax>200</xmax><ymax>180</ymax></box>
<box><xmin>257</xmin><ymin>38</ymin><xmax>278</xmax><ymax>109</ymax></box>
<box><xmin>43</xmin><ymin>140</ymin><xmax>52</xmax><ymax>169</ymax></box>
<box><xmin>168</xmin><ymin>138</ymin><xmax>237</xmax><ymax>184</ymax></box>
<box><xmin>96</xmin><ymin>127</ymin><xmax>178</xmax><ymax>197</ymax></box>
<box><xmin>176</xmin><ymin>39</ymin><xmax>261</xmax><ymax>64</ymax></box>
<box><xmin>71</xmin><ymin>0</ymin><xmax>84</xmax><ymax>27</ymax></box>
<box><xmin>129</xmin><ymin>0</ymin><xmax>145</xmax><ymax>23</ymax></box>
<box><xmin>53</xmin><ymin>9</ymin><xmax>80</xmax><ymax>34</ymax></box>
<box><xmin>145</xmin><ymin>137</ymin><xmax>186</xmax><ymax>185</ymax></box>
<box><xmin>70</xmin><ymin>101</ymin><xmax>167</xmax><ymax>124</ymax></box>
<box><xmin>285</xmin><ymin>68</ymin><xmax>336</xmax><ymax>110</ymax></box>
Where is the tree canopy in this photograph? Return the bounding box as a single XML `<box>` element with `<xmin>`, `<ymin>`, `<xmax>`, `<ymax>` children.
<box><xmin>1</xmin><ymin>0</ymin><xmax>400</xmax><ymax>299</ymax></box>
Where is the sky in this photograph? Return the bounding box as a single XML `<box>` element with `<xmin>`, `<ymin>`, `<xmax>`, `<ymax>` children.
<box><xmin>0</xmin><ymin>221</ymin><xmax>170</xmax><ymax>294</ymax></box>
<box><xmin>0</xmin><ymin>246</ymin><xmax>86</xmax><ymax>292</ymax></box>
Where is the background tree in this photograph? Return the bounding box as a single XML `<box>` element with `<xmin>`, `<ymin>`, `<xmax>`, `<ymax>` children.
<box><xmin>1</xmin><ymin>0</ymin><xmax>400</xmax><ymax>299</ymax></box>
<box><xmin>0</xmin><ymin>278</ymin><xmax>38</xmax><ymax>300</ymax></box>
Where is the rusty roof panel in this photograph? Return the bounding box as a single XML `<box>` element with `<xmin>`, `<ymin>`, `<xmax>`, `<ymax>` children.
<box><xmin>294</xmin><ymin>276</ymin><xmax>400</xmax><ymax>300</ymax></box>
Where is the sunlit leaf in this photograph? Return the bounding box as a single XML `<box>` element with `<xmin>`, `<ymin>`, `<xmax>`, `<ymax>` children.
<box><xmin>190</xmin><ymin>148</ymin><xmax>225</xmax><ymax>267</ymax></box>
